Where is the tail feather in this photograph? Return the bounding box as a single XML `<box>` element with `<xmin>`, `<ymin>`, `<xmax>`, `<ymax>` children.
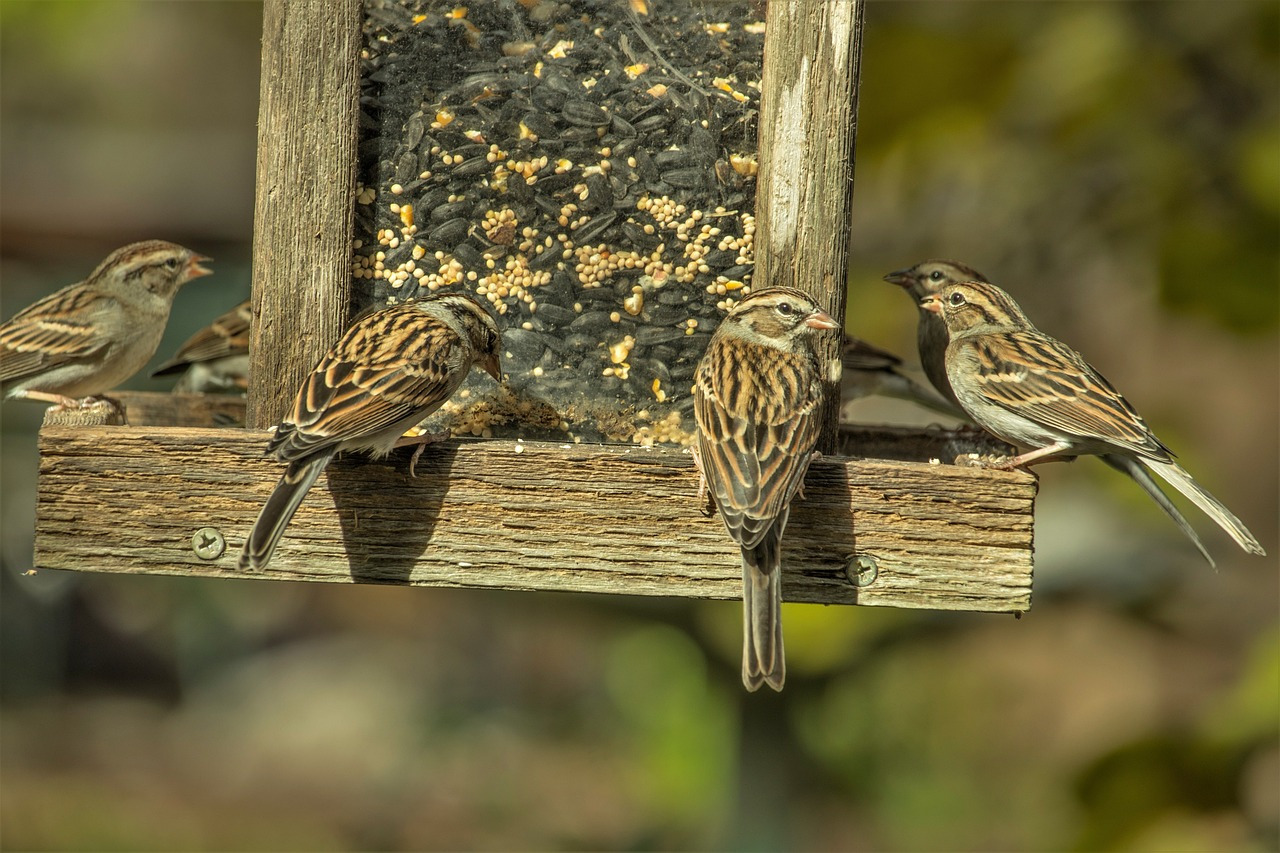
<box><xmin>741</xmin><ymin>529</ymin><xmax>785</xmax><ymax>692</ymax></box>
<box><xmin>1137</xmin><ymin>455</ymin><xmax>1265</xmax><ymax>557</ymax></box>
<box><xmin>879</xmin><ymin>371</ymin><xmax>970</xmax><ymax>420</ymax></box>
<box><xmin>240</xmin><ymin>449</ymin><xmax>336</xmax><ymax>571</ymax></box>
<box><xmin>1100</xmin><ymin>453</ymin><xmax>1214</xmax><ymax>567</ymax></box>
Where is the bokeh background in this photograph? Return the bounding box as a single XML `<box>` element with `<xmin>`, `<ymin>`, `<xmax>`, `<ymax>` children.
<box><xmin>2</xmin><ymin>1</ymin><xmax>1277</xmax><ymax>850</ymax></box>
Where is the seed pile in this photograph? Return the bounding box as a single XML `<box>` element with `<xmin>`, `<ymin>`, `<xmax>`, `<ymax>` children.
<box><xmin>357</xmin><ymin>0</ymin><xmax>764</xmax><ymax>444</ymax></box>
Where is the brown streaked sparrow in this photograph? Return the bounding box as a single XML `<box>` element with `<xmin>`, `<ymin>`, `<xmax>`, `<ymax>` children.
<box><xmin>693</xmin><ymin>287</ymin><xmax>838</xmax><ymax>692</ymax></box>
<box><xmin>1</xmin><ymin>241</ymin><xmax>211</xmax><ymax>408</ymax></box>
<box><xmin>239</xmin><ymin>293</ymin><xmax>503</xmax><ymax>572</ymax></box>
<box><xmin>883</xmin><ymin>259</ymin><xmax>991</xmax><ymax>410</ymax></box>
<box><xmin>152</xmin><ymin>298</ymin><xmax>251</xmax><ymax>393</ymax></box>
<box><xmin>840</xmin><ymin>334</ymin><xmax>965</xmax><ymax>420</ymax></box>
<box><xmin>924</xmin><ymin>279</ymin><xmax>1265</xmax><ymax>563</ymax></box>
<box><xmin>892</xmin><ymin>260</ymin><xmax>1239</xmax><ymax>565</ymax></box>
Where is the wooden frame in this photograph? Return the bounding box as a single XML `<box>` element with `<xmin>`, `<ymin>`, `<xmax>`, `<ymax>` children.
<box><xmin>32</xmin><ymin>0</ymin><xmax>1038</xmax><ymax>614</ymax></box>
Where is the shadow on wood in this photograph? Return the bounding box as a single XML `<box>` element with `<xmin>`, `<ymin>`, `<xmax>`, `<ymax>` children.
<box><xmin>34</xmin><ymin>425</ymin><xmax>1035</xmax><ymax>613</ymax></box>
<box><xmin>326</xmin><ymin>443</ymin><xmax>459</xmax><ymax>585</ymax></box>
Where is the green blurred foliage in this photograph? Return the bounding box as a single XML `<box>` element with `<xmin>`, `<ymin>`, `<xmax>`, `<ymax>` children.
<box><xmin>2</xmin><ymin>1</ymin><xmax>1277</xmax><ymax>851</ymax></box>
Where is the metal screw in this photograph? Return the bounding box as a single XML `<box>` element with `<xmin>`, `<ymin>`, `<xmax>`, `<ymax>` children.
<box><xmin>192</xmin><ymin>527</ymin><xmax>226</xmax><ymax>560</ymax></box>
<box><xmin>844</xmin><ymin>553</ymin><xmax>879</xmax><ymax>587</ymax></box>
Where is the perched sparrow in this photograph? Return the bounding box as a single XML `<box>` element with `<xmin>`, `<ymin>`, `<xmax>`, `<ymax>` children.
<box><xmin>883</xmin><ymin>259</ymin><xmax>990</xmax><ymax>410</ymax></box>
<box><xmin>152</xmin><ymin>298</ymin><xmax>250</xmax><ymax>393</ymax></box>
<box><xmin>891</xmin><ymin>260</ymin><xmax>1244</xmax><ymax>565</ymax></box>
<box><xmin>924</xmin><ymin>279</ymin><xmax>1265</xmax><ymax>564</ymax></box>
<box><xmin>694</xmin><ymin>287</ymin><xmax>838</xmax><ymax>691</ymax></box>
<box><xmin>239</xmin><ymin>293</ymin><xmax>503</xmax><ymax>572</ymax></box>
<box><xmin>840</xmin><ymin>334</ymin><xmax>964</xmax><ymax>420</ymax></box>
<box><xmin>1</xmin><ymin>241</ymin><xmax>211</xmax><ymax>408</ymax></box>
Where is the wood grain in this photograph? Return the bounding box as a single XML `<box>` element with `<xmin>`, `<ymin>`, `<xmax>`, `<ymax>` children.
<box><xmin>249</xmin><ymin>0</ymin><xmax>361</xmax><ymax>429</ymax></box>
<box><xmin>756</xmin><ymin>0</ymin><xmax>864</xmax><ymax>454</ymax></box>
<box><xmin>35</xmin><ymin>426</ymin><xmax>1035</xmax><ymax>612</ymax></box>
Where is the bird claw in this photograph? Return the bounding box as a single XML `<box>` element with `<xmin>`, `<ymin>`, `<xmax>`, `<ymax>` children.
<box><xmin>395</xmin><ymin>429</ymin><xmax>451</xmax><ymax>477</ymax></box>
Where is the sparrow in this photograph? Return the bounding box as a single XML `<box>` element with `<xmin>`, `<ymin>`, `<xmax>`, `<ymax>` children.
<box><xmin>883</xmin><ymin>259</ymin><xmax>990</xmax><ymax>410</ymax></box>
<box><xmin>840</xmin><ymin>334</ymin><xmax>965</xmax><ymax>420</ymax></box>
<box><xmin>923</xmin><ymin>279</ymin><xmax>1265</xmax><ymax>564</ymax></box>
<box><xmin>152</xmin><ymin>298</ymin><xmax>251</xmax><ymax>393</ymax></box>
<box><xmin>693</xmin><ymin>287</ymin><xmax>839</xmax><ymax>691</ymax></box>
<box><xmin>1</xmin><ymin>241</ymin><xmax>211</xmax><ymax>408</ymax></box>
<box><xmin>239</xmin><ymin>292</ymin><xmax>503</xmax><ymax>572</ymax></box>
<box><xmin>889</xmin><ymin>260</ymin><xmax>1246</xmax><ymax>565</ymax></box>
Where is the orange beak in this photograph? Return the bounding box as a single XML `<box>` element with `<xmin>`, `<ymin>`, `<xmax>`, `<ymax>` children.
<box><xmin>185</xmin><ymin>254</ymin><xmax>214</xmax><ymax>281</ymax></box>
<box><xmin>920</xmin><ymin>295</ymin><xmax>942</xmax><ymax>315</ymax></box>
<box><xmin>804</xmin><ymin>309</ymin><xmax>840</xmax><ymax>330</ymax></box>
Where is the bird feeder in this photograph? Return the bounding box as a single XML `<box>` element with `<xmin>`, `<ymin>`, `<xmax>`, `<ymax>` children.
<box><xmin>34</xmin><ymin>0</ymin><xmax>1036</xmax><ymax>616</ymax></box>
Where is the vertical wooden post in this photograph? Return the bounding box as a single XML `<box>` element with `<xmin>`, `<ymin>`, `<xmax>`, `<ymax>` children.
<box><xmin>755</xmin><ymin>0</ymin><xmax>864</xmax><ymax>454</ymax></box>
<box><xmin>248</xmin><ymin>0</ymin><xmax>362</xmax><ymax>428</ymax></box>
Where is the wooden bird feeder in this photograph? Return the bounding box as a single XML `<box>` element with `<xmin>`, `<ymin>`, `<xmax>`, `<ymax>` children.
<box><xmin>33</xmin><ymin>0</ymin><xmax>1036</xmax><ymax>615</ymax></box>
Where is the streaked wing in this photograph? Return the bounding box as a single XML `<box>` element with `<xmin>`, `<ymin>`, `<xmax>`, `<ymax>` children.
<box><xmin>270</xmin><ymin>306</ymin><xmax>462</xmax><ymax>461</ymax></box>
<box><xmin>695</xmin><ymin>338</ymin><xmax>822</xmax><ymax>549</ymax></box>
<box><xmin>841</xmin><ymin>336</ymin><xmax>902</xmax><ymax>372</ymax></box>
<box><xmin>969</xmin><ymin>329</ymin><xmax>1170</xmax><ymax>459</ymax></box>
<box><xmin>155</xmin><ymin>299</ymin><xmax>250</xmax><ymax>372</ymax></box>
<box><xmin>0</xmin><ymin>285</ymin><xmax>112</xmax><ymax>382</ymax></box>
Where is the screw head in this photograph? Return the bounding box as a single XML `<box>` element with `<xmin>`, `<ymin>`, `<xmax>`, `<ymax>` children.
<box><xmin>845</xmin><ymin>553</ymin><xmax>879</xmax><ymax>587</ymax></box>
<box><xmin>192</xmin><ymin>527</ymin><xmax>226</xmax><ymax>560</ymax></box>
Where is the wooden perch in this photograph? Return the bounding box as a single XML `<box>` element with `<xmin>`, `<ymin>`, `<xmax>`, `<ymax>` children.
<box><xmin>34</xmin><ymin>423</ymin><xmax>1035</xmax><ymax>612</ymax></box>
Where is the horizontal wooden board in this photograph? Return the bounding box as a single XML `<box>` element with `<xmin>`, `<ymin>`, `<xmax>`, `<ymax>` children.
<box><xmin>34</xmin><ymin>426</ymin><xmax>1035</xmax><ymax>612</ymax></box>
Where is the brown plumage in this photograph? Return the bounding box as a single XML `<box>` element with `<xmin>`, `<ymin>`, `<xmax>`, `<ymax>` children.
<box><xmin>2</xmin><ymin>241</ymin><xmax>211</xmax><ymax>407</ymax></box>
<box><xmin>239</xmin><ymin>293</ymin><xmax>503</xmax><ymax>572</ymax></box>
<box><xmin>693</xmin><ymin>287</ymin><xmax>838</xmax><ymax>691</ymax></box>
<box><xmin>925</xmin><ymin>279</ymin><xmax>1264</xmax><ymax>564</ymax></box>
<box><xmin>152</xmin><ymin>298</ymin><xmax>251</xmax><ymax>392</ymax></box>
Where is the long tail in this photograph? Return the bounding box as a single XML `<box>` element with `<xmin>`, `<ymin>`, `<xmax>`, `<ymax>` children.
<box><xmin>741</xmin><ymin>526</ymin><xmax>786</xmax><ymax>692</ymax></box>
<box><xmin>239</xmin><ymin>449</ymin><xmax>337</xmax><ymax>571</ymax></box>
<box><xmin>881</xmin><ymin>370</ymin><xmax>970</xmax><ymax>420</ymax></box>
<box><xmin>1136</xmin><ymin>454</ymin><xmax>1265</xmax><ymax>557</ymax></box>
<box><xmin>1100</xmin><ymin>453</ymin><xmax>1214</xmax><ymax>567</ymax></box>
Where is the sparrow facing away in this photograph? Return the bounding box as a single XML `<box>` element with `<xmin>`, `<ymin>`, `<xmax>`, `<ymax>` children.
<box><xmin>239</xmin><ymin>293</ymin><xmax>503</xmax><ymax>572</ymax></box>
<box><xmin>694</xmin><ymin>287</ymin><xmax>839</xmax><ymax>691</ymax></box>
<box><xmin>152</xmin><ymin>298</ymin><xmax>250</xmax><ymax>393</ymax></box>
<box><xmin>924</xmin><ymin>279</ymin><xmax>1265</xmax><ymax>563</ymax></box>
<box><xmin>1</xmin><ymin>241</ymin><xmax>212</xmax><ymax>408</ymax></box>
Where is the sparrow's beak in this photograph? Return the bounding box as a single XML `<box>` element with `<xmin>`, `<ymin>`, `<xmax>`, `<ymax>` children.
<box><xmin>804</xmin><ymin>309</ymin><xmax>840</xmax><ymax>330</ymax></box>
<box><xmin>883</xmin><ymin>268</ymin><xmax>911</xmax><ymax>287</ymax></box>
<box><xmin>186</xmin><ymin>254</ymin><xmax>214</xmax><ymax>280</ymax></box>
<box><xmin>920</xmin><ymin>295</ymin><xmax>942</xmax><ymax>315</ymax></box>
<box><xmin>482</xmin><ymin>351</ymin><xmax>503</xmax><ymax>382</ymax></box>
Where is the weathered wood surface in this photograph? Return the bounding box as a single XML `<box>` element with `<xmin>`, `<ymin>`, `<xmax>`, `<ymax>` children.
<box><xmin>249</xmin><ymin>0</ymin><xmax>361</xmax><ymax>429</ymax></box>
<box><xmin>35</xmin><ymin>426</ymin><xmax>1035</xmax><ymax>612</ymax></box>
<box><xmin>756</xmin><ymin>0</ymin><xmax>864</xmax><ymax>454</ymax></box>
<box><xmin>39</xmin><ymin>391</ymin><xmax>247</xmax><ymax>430</ymax></box>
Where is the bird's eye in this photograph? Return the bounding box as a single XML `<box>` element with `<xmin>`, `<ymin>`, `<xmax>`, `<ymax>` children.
<box><xmin>165</xmin><ymin>258</ymin><xmax>180</xmax><ymax>270</ymax></box>
<box><xmin>776</xmin><ymin>302</ymin><xmax>794</xmax><ymax>316</ymax></box>
<box><xmin>929</xmin><ymin>270</ymin><xmax>944</xmax><ymax>282</ymax></box>
<box><xmin>948</xmin><ymin>291</ymin><xmax>966</xmax><ymax>307</ymax></box>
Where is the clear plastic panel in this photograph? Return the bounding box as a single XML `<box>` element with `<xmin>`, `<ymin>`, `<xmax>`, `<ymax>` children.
<box><xmin>356</xmin><ymin>0</ymin><xmax>763</xmax><ymax>445</ymax></box>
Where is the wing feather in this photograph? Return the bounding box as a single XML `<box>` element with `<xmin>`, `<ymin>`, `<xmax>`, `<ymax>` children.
<box><xmin>969</xmin><ymin>330</ymin><xmax>1170</xmax><ymax>460</ymax></box>
<box><xmin>695</xmin><ymin>336</ymin><xmax>822</xmax><ymax>549</ymax></box>
<box><xmin>267</xmin><ymin>304</ymin><xmax>463</xmax><ymax>462</ymax></box>
<box><xmin>0</xmin><ymin>285</ymin><xmax>114</xmax><ymax>383</ymax></box>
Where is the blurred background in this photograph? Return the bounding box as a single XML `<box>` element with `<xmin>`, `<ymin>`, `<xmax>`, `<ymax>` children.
<box><xmin>1</xmin><ymin>0</ymin><xmax>1276</xmax><ymax>850</ymax></box>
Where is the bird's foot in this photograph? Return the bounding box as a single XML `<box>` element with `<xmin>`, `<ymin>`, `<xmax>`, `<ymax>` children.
<box><xmin>395</xmin><ymin>429</ymin><xmax>452</xmax><ymax>477</ymax></box>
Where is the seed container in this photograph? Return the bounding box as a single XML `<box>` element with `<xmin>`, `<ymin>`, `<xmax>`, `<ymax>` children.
<box><xmin>355</xmin><ymin>0</ymin><xmax>764</xmax><ymax>445</ymax></box>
